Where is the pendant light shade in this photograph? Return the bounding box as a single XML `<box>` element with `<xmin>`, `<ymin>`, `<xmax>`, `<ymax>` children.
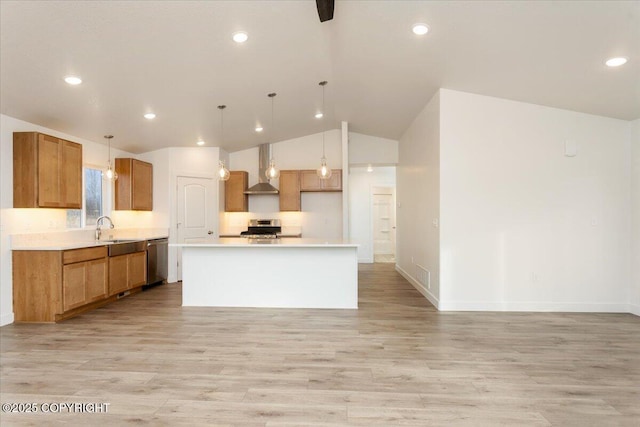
<box><xmin>317</xmin><ymin>156</ymin><xmax>332</xmax><ymax>179</ymax></box>
<box><xmin>264</xmin><ymin>92</ymin><xmax>280</xmax><ymax>180</ymax></box>
<box><xmin>218</xmin><ymin>160</ymin><xmax>230</xmax><ymax>181</ymax></box>
<box><xmin>102</xmin><ymin>135</ymin><xmax>118</xmax><ymax>181</ymax></box>
<box><xmin>266</xmin><ymin>159</ymin><xmax>280</xmax><ymax>180</ymax></box>
<box><xmin>316</xmin><ymin>81</ymin><xmax>332</xmax><ymax>180</ymax></box>
<box><xmin>217</xmin><ymin>105</ymin><xmax>230</xmax><ymax>181</ymax></box>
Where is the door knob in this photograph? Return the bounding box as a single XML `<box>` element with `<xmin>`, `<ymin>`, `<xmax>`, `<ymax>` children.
<box><xmin>207</xmin><ymin>231</ymin><xmax>214</xmax><ymax>235</ymax></box>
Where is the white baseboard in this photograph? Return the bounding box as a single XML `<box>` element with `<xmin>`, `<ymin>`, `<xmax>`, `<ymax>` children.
<box><xmin>437</xmin><ymin>300</ymin><xmax>631</xmax><ymax>313</ymax></box>
<box><xmin>358</xmin><ymin>257</ymin><xmax>373</xmax><ymax>264</ymax></box>
<box><xmin>395</xmin><ymin>265</ymin><xmax>439</xmax><ymax>309</ymax></box>
<box><xmin>393</xmin><ymin>266</ymin><xmax>636</xmax><ymax>314</ymax></box>
<box><xmin>0</xmin><ymin>312</ymin><xmax>15</xmax><ymax>327</ymax></box>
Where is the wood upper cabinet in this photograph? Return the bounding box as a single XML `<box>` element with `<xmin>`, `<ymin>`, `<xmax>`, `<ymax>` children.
<box><xmin>225</xmin><ymin>171</ymin><xmax>249</xmax><ymax>212</ymax></box>
<box><xmin>115</xmin><ymin>158</ymin><xmax>153</xmax><ymax>211</ymax></box>
<box><xmin>13</xmin><ymin>246</ymin><xmax>108</xmax><ymax>322</ymax></box>
<box><xmin>299</xmin><ymin>169</ymin><xmax>342</xmax><ymax>192</ymax></box>
<box><xmin>279</xmin><ymin>170</ymin><xmax>301</xmax><ymax>212</ymax></box>
<box><xmin>108</xmin><ymin>251</ymin><xmax>147</xmax><ymax>296</ymax></box>
<box><xmin>13</xmin><ymin>132</ymin><xmax>82</xmax><ymax>208</ymax></box>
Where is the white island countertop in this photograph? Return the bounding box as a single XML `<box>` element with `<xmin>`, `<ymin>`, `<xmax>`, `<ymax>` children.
<box><xmin>178</xmin><ymin>237</ymin><xmax>358</xmax><ymax>309</ymax></box>
<box><xmin>171</xmin><ymin>238</ymin><xmax>358</xmax><ymax>248</ymax></box>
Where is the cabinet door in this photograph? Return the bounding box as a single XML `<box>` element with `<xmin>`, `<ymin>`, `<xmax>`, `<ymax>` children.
<box><xmin>109</xmin><ymin>255</ymin><xmax>129</xmax><ymax>295</ymax></box>
<box><xmin>132</xmin><ymin>160</ymin><xmax>153</xmax><ymax>210</ymax></box>
<box><xmin>299</xmin><ymin>170</ymin><xmax>323</xmax><ymax>192</ymax></box>
<box><xmin>37</xmin><ymin>134</ymin><xmax>62</xmax><ymax>207</ymax></box>
<box><xmin>225</xmin><ymin>171</ymin><xmax>248</xmax><ymax>212</ymax></box>
<box><xmin>60</xmin><ymin>140</ymin><xmax>82</xmax><ymax>208</ymax></box>
<box><xmin>62</xmin><ymin>262</ymin><xmax>86</xmax><ymax>311</ymax></box>
<box><xmin>322</xmin><ymin>170</ymin><xmax>342</xmax><ymax>191</ymax></box>
<box><xmin>114</xmin><ymin>158</ymin><xmax>132</xmax><ymax>210</ymax></box>
<box><xmin>128</xmin><ymin>251</ymin><xmax>147</xmax><ymax>288</ymax></box>
<box><xmin>85</xmin><ymin>258</ymin><xmax>108</xmax><ymax>302</ymax></box>
<box><xmin>279</xmin><ymin>170</ymin><xmax>301</xmax><ymax>211</ymax></box>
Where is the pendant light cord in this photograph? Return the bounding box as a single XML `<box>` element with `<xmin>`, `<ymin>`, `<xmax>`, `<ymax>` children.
<box><xmin>268</xmin><ymin>93</ymin><xmax>276</xmax><ymax>145</ymax></box>
<box><xmin>322</xmin><ymin>83</ymin><xmax>325</xmax><ymax>157</ymax></box>
<box><xmin>218</xmin><ymin>105</ymin><xmax>227</xmax><ymax>156</ymax></box>
<box><xmin>104</xmin><ymin>135</ymin><xmax>113</xmax><ymax>167</ymax></box>
<box><xmin>319</xmin><ymin>81</ymin><xmax>328</xmax><ymax>158</ymax></box>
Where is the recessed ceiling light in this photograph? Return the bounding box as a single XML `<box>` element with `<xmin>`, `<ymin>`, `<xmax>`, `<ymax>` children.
<box><xmin>315</xmin><ymin>112</ymin><xmax>323</xmax><ymax>119</ymax></box>
<box><xmin>196</xmin><ymin>140</ymin><xmax>205</xmax><ymax>146</ymax></box>
<box><xmin>144</xmin><ymin>113</ymin><xmax>156</xmax><ymax>120</ymax></box>
<box><xmin>605</xmin><ymin>57</ymin><xmax>627</xmax><ymax>67</ymax></box>
<box><xmin>232</xmin><ymin>31</ymin><xmax>248</xmax><ymax>43</ymax></box>
<box><xmin>412</xmin><ymin>23</ymin><xmax>429</xmax><ymax>35</ymax></box>
<box><xmin>64</xmin><ymin>76</ymin><xmax>82</xmax><ymax>85</ymax></box>
<box><xmin>255</xmin><ymin>126</ymin><xmax>263</xmax><ymax>132</ymax></box>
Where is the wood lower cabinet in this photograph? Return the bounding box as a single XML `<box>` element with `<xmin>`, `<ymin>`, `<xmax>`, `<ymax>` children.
<box><xmin>13</xmin><ymin>246</ymin><xmax>108</xmax><ymax>322</ymax></box>
<box><xmin>299</xmin><ymin>169</ymin><xmax>342</xmax><ymax>192</ymax></box>
<box><xmin>115</xmin><ymin>158</ymin><xmax>153</xmax><ymax>211</ymax></box>
<box><xmin>279</xmin><ymin>170</ymin><xmax>301</xmax><ymax>212</ymax></box>
<box><xmin>108</xmin><ymin>251</ymin><xmax>147</xmax><ymax>296</ymax></box>
<box><xmin>63</xmin><ymin>257</ymin><xmax>108</xmax><ymax>312</ymax></box>
<box><xmin>13</xmin><ymin>132</ymin><xmax>83</xmax><ymax>208</ymax></box>
<box><xmin>225</xmin><ymin>171</ymin><xmax>249</xmax><ymax>212</ymax></box>
<box><xmin>108</xmin><ymin>254</ymin><xmax>129</xmax><ymax>295</ymax></box>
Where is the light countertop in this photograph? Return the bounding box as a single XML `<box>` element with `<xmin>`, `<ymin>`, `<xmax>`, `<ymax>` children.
<box><xmin>171</xmin><ymin>238</ymin><xmax>358</xmax><ymax>248</ymax></box>
<box><xmin>11</xmin><ymin>233</ymin><xmax>169</xmax><ymax>251</ymax></box>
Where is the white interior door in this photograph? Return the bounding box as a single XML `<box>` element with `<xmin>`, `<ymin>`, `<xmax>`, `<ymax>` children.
<box><xmin>372</xmin><ymin>187</ymin><xmax>396</xmax><ymax>262</ymax></box>
<box><xmin>177</xmin><ymin>176</ymin><xmax>215</xmax><ymax>280</ymax></box>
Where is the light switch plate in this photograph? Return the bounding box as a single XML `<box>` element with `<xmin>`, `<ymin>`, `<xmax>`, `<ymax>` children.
<box><xmin>564</xmin><ymin>139</ymin><xmax>577</xmax><ymax>157</ymax></box>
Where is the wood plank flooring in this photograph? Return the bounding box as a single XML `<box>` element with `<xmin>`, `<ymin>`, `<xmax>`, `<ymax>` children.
<box><xmin>1</xmin><ymin>263</ymin><xmax>639</xmax><ymax>426</ymax></box>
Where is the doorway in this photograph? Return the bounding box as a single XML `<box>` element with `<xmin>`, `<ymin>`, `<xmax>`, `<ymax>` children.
<box><xmin>176</xmin><ymin>176</ymin><xmax>215</xmax><ymax>280</ymax></box>
<box><xmin>372</xmin><ymin>186</ymin><xmax>396</xmax><ymax>263</ymax></box>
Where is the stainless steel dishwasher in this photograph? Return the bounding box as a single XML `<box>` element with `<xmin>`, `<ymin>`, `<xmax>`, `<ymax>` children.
<box><xmin>146</xmin><ymin>238</ymin><xmax>168</xmax><ymax>286</ymax></box>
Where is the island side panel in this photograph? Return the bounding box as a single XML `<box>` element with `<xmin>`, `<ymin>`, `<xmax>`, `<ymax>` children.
<box><xmin>181</xmin><ymin>246</ymin><xmax>357</xmax><ymax>309</ymax></box>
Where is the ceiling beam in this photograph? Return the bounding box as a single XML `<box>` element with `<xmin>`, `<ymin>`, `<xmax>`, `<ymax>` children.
<box><xmin>316</xmin><ymin>0</ymin><xmax>334</xmax><ymax>22</ymax></box>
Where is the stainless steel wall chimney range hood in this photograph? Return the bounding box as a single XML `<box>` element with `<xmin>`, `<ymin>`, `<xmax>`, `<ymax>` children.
<box><xmin>244</xmin><ymin>144</ymin><xmax>279</xmax><ymax>194</ymax></box>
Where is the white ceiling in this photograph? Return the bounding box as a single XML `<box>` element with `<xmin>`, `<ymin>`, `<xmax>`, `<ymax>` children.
<box><xmin>1</xmin><ymin>1</ymin><xmax>638</xmax><ymax>154</ymax></box>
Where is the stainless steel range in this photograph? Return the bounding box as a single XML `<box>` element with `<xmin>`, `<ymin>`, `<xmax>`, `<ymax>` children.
<box><xmin>240</xmin><ymin>219</ymin><xmax>282</xmax><ymax>239</ymax></box>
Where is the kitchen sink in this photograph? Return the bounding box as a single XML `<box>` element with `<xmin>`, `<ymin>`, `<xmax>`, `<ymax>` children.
<box><xmin>106</xmin><ymin>239</ymin><xmax>146</xmax><ymax>257</ymax></box>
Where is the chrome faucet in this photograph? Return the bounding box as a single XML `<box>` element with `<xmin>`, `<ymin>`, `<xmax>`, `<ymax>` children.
<box><xmin>95</xmin><ymin>216</ymin><xmax>115</xmax><ymax>240</ymax></box>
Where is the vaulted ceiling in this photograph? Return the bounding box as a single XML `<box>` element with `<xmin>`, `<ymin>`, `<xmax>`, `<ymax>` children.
<box><xmin>1</xmin><ymin>1</ymin><xmax>638</xmax><ymax>153</ymax></box>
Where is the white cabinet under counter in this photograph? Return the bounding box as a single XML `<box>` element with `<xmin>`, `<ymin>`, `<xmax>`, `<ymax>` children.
<box><xmin>172</xmin><ymin>238</ymin><xmax>358</xmax><ymax>309</ymax></box>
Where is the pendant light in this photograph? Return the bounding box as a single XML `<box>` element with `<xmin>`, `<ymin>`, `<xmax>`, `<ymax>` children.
<box><xmin>217</xmin><ymin>105</ymin><xmax>230</xmax><ymax>181</ymax></box>
<box><xmin>265</xmin><ymin>92</ymin><xmax>280</xmax><ymax>180</ymax></box>
<box><xmin>316</xmin><ymin>81</ymin><xmax>332</xmax><ymax>180</ymax></box>
<box><xmin>102</xmin><ymin>135</ymin><xmax>118</xmax><ymax>181</ymax></box>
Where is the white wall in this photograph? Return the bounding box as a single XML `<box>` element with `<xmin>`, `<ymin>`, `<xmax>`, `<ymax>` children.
<box><xmin>439</xmin><ymin>89</ymin><xmax>631</xmax><ymax>312</ymax></box>
<box><xmin>631</xmin><ymin>119</ymin><xmax>640</xmax><ymax>316</ymax></box>
<box><xmin>0</xmin><ymin>114</ymin><xmax>153</xmax><ymax>326</ymax></box>
<box><xmin>349</xmin><ymin>166</ymin><xmax>396</xmax><ymax>262</ymax></box>
<box><xmin>349</xmin><ymin>132</ymin><xmax>398</xmax><ymax>165</ymax></box>
<box><xmin>225</xmin><ymin>130</ymin><xmax>342</xmax><ymax>239</ymax></box>
<box><xmin>396</xmin><ymin>92</ymin><xmax>441</xmax><ymax>307</ymax></box>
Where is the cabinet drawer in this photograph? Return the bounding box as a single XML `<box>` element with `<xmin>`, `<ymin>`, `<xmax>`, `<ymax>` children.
<box><xmin>63</xmin><ymin>246</ymin><xmax>107</xmax><ymax>264</ymax></box>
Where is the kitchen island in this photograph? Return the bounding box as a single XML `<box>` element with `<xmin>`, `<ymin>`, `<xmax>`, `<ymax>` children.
<box><xmin>172</xmin><ymin>238</ymin><xmax>358</xmax><ymax>309</ymax></box>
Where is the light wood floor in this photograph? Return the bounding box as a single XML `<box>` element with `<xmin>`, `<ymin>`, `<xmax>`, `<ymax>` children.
<box><xmin>1</xmin><ymin>264</ymin><xmax>639</xmax><ymax>426</ymax></box>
